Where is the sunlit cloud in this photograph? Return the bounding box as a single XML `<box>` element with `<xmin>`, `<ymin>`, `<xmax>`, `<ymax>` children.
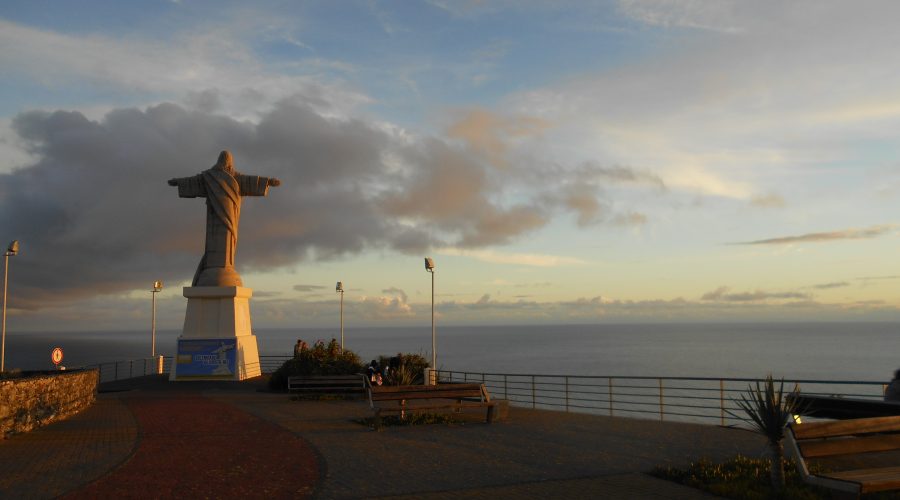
<box><xmin>438</xmin><ymin>248</ymin><xmax>586</xmax><ymax>267</ymax></box>
<box><xmin>810</xmin><ymin>282</ymin><xmax>849</xmax><ymax>290</ymax></box>
<box><xmin>701</xmin><ymin>286</ymin><xmax>810</xmax><ymax>302</ymax></box>
<box><xmin>750</xmin><ymin>193</ymin><xmax>786</xmax><ymax>208</ymax></box>
<box><xmin>735</xmin><ymin>225</ymin><xmax>897</xmax><ymax>246</ymax></box>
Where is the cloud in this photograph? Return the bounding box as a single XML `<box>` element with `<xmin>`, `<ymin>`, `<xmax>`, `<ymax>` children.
<box><xmin>357</xmin><ymin>290</ymin><xmax>414</xmax><ymax>319</ymax></box>
<box><xmin>381</xmin><ymin>287</ymin><xmax>409</xmax><ymax>303</ymax></box>
<box><xmin>749</xmin><ymin>193</ymin><xmax>786</xmax><ymax>208</ymax></box>
<box><xmin>446</xmin><ymin>109</ymin><xmax>550</xmax><ymax>168</ymax></box>
<box><xmin>735</xmin><ymin>225</ymin><xmax>896</xmax><ymax>245</ymax></box>
<box><xmin>294</xmin><ymin>284</ymin><xmax>327</xmax><ymax>292</ymax></box>
<box><xmin>701</xmin><ymin>286</ymin><xmax>811</xmax><ymax>302</ymax></box>
<box><xmin>0</xmin><ymin>98</ymin><xmax>664</xmax><ymax>310</ymax></box>
<box><xmin>438</xmin><ymin>248</ymin><xmax>585</xmax><ymax>267</ymax></box>
<box><xmin>810</xmin><ymin>282</ymin><xmax>849</xmax><ymax>290</ymax></box>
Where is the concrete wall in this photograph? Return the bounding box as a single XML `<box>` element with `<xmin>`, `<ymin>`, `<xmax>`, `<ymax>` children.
<box><xmin>0</xmin><ymin>369</ymin><xmax>98</xmax><ymax>439</ymax></box>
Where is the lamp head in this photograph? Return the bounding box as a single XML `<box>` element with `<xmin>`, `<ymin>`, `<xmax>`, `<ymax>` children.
<box><xmin>153</xmin><ymin>280</ymin><xmax>163</xmax><ymax>292</ymax></box>
<box><xmin>7</xmin><ymin>240</ymin><xmax>18</xmax><ymax>255</ymax></box>
<box><xmin>336</xmin><ymin>281</ymin><xmax>344</xmax><ymax>292</ymax></box>
<box><xmin>424</xmin><ymin>257</ymin><xmax>435</xmax><ymax>271</ymax></box>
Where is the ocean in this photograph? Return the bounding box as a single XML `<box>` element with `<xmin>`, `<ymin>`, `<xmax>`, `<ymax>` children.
<box><xmin>5</xmin><ymin>322</ymin><xmax>899</xmax><ymax>383</ymax></box>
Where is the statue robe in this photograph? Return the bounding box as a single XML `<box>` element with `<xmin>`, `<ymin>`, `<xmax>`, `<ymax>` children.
<box><xmin>171</xmin><ymin>166</ymin><xmax>274</xmax><ymax>287</ymax></box>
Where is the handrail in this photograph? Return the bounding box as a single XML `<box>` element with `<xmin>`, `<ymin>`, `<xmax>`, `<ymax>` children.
<box><xmin>436</xmin><ymin>369</ymin><xmax>888</xmax><ymax>427</ymax></box>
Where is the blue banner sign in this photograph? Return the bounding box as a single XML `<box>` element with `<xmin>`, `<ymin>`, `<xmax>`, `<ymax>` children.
<box><xmin>174</xmin><ymin>338</ymin><xmax>237</xmax><ymax>379</ymax></box>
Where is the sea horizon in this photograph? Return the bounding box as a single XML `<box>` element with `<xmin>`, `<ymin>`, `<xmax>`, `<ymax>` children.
<box><xmin>5</xmin><ymin>321</ymin><xmax>899</xmax><ymax>383</ymax></box>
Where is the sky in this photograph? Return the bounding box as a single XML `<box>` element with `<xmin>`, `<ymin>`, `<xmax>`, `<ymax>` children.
<box><xmin>0</xmin><ymin>0</ymin><xmax>899</xmax><ymax>332</ymax></box>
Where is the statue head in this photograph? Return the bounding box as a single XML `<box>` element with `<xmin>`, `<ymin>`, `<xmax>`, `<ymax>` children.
<box><xmin>214</xmin><ymin>150</ymin><xmax>235</xmax><ymax>174</ymax></box>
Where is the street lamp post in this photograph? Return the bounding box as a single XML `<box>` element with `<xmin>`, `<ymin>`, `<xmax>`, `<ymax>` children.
<box><xmin>2</xmin><ymin>240</ymin><xmax>19</xmax><ymax>373</ymax></box>
<box><xmin>424</xmin><ymin>257</ymin><xmax>436</xmax><ymax>378</ymax></box>
<box><xmin>151</xmin><ymin>280</ymin><xmax>162</xmax><ymax>358</ymax></box>
<box><xmin>336</xmin><ymin>281</ymin><xmax>344</xmax><ymax>352</ymax></box>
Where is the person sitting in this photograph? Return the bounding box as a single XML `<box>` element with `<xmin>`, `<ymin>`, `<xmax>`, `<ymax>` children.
<box><xmin>367</xmin><ymin>360</ymin><xmax>380</xmax><ymax>384</ymax></box>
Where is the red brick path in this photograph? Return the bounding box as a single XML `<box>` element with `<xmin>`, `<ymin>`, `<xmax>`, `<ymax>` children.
<box><xmin>64</xmin><ymin>394</ymin><xmax>319</xmax><ymax>498</ymax></box>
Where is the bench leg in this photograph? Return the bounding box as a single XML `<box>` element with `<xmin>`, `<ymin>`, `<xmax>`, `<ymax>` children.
<box><xmin>486</xmin><ymin>405</ymin><xmax>495</xmax><ymax>423</ymax></box>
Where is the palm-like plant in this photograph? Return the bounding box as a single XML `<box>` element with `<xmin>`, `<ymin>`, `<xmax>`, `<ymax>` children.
<box><xmin>730</xmin><ymin>375</ymin><xmax>803</xmax><ymax>491</ymax></box>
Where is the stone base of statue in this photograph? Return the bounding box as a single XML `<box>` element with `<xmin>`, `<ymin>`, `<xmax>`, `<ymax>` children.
<box><xmin>169</xmin><ymin>286</ymin><xmax>261</xmax><ymax>381</ymax></box>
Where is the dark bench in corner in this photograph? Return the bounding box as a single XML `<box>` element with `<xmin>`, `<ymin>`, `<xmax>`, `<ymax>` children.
<box><xmin>288</xmin><ymin>374</ymin><xmax>366</xmax><ymax>396</ymax></box>
<box><xmin>786</xmin><ymin>415</ymin><xmax>900</xmax><ymax>496</ymax></box>
<box><xmin>367</xmin><ymin>383</ymin><xmax>497</xmax><ymax>426</ymax></box>
<box><xmin>789</xmin><ymin>394</ymin><xmax>900</xmax><ymax>420</ymax></box>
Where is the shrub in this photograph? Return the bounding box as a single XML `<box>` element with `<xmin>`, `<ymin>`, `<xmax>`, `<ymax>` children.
<box><xmin>728</xmin><ymin>375</ymin><xmax>804</xmax><ymax>491</ymax></box>
<box><xmin>377</xmin><ymin>353</ymin><xmax>430</xmax><ymax>385</ymax></box>
<box><xmin>354</xmin><ymin>412</ymin><xmax>463</xmax><ymax>428</ymax></box>
<box><xmin>269</xmin><ymin>339</ymin><xmax>364</xmax><ymax>391</ymax></box>
<box><xmin>651</xmin><ymin>455</ymin><xmax>831</xmax><ymax>500</ymax></box>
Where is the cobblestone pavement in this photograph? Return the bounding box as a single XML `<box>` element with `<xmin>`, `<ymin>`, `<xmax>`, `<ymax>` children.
<box><xmin>0</xmin><ymin>375</ymin><xmax>768</xmax><ymax>498</ymax></box>
<box><xmin>0</xmin><ymin>396</ymin><xmax>137</xmax><ymax>499</ymax></box>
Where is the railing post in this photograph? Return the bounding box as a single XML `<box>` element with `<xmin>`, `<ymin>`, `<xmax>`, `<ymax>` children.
<box><xmin>659</xmin><ymin>378</ymin><xmax>664</xmax><ymax>421</ymax></box>
<box><xmin>532</xmin><ymin>375</ymin><xmax>536</xmax><ymax>409</ymax></box>
<box><xmin>608</xmin><ymin>377</ymin><xmax>614</xmax><ymax>417</ymax></box>
<box><xmin>720</xmin><ymin>379</ymin><xmax>725</xmax><ymax>426</ymax></box>
<box><xmin>565</xmin><ymin>376</ymin><xmax>570</xmax><ymax>412</ymax></box>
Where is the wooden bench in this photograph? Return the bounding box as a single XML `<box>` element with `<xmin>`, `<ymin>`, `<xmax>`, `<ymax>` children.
<box><xmin>288</xmin><ymin>374</ymin><xmax>366</xmax><ymax>395</ymax></box>
<box><xmin>367</xmin><ymin>383</ymin><xmax>497</xmax><ymax>426</ymax></box>
<box><xmin>786</xmin><ymin>415</ymin><xmax>900</xmax><ymax>495</ymax></box>
<box><xmin>789</xmin><ymin>394</ymin><xmax>900</xmax><ymax>420</ymax></box>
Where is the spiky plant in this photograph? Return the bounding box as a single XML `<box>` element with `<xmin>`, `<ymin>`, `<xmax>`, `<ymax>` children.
<box><xmin>729</xmin><ymin>375</ymin><xmax>803</xmax><ymax>492</ymax></box>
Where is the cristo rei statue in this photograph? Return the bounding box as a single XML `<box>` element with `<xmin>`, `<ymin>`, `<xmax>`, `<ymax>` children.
<box><xmin>166</xmin><ymin>150</ymin><xmax>281</xmax><ymax>381</ymax></box>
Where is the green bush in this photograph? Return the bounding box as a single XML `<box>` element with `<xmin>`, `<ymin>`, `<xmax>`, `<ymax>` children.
<box><xmin>376</xmin><ymin>353</ymin><xmax>430</xmax><ymax>385</ymax></box>
<box><xmin>269</xmin><ymin>339</ymin><xmax>364</xmax><ymax>391</ymax></box>
<box><xmin>651</xmin><ymin>455</ymin><xmax>836</xmax><ymax>500</ymax></box>
<box><xmin>354</xmin><ymin>412</ymin><xmax>463</xmax><ymax>428</ymax></box>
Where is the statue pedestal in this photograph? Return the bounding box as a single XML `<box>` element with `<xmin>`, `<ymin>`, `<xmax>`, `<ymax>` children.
<box><xmin>169</xmin><ymin>286</ymin><xmax>261</xmax><ymax>381</ymax></box>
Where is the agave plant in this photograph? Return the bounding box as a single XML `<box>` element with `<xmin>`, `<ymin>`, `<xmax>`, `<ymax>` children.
<box><xmin>729</xmin><ymin>375</ymin><xmax>803</xmax><ymax>491</ymax></box>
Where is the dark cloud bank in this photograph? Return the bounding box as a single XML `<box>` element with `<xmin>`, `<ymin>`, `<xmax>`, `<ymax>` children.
<box><xmin>2</xmin><ymin>100</ymin><xmax>653</xmax><ymax>309</ymax></box>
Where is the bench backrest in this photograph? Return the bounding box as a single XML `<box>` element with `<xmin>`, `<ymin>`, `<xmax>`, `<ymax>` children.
<box><xmin>288</xmin><ymin>374</ymin><xmax>366</xmax><ymax>390</ymax></box>
<box><xmin>789</xmin><ymin>415</ymin><xmax>900</xmax><ymax>459</ymax></box>
<box><xmin>369</xmin><ymin>383</ymin><xmax>489</xmax><ymax>403</ymax></box>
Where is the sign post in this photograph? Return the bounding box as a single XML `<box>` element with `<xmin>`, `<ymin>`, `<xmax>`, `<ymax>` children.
<box><xmin>51</xmin><ymin>347</ymin><xmax>64</xmax><ymax>369</ymax></box>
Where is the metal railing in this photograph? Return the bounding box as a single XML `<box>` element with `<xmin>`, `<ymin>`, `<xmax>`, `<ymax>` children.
<box><xmin>435</xmin><ymin>370</ymin><xmax>888</xmax><ymax>427</ymax></box>
<box><xmin>260</xmin><ymin>355</ymin><xmax>292</xmax><ymax>373</ymax></box>
<box><xmin>89</xmin><ymin>357</ymin><xmax>172</xmax><ymax>384</ymax></box>
<box><xmin>87</xmin><ymin>355</ymin><xmax>294</xmax><ymax>384</ymax></box>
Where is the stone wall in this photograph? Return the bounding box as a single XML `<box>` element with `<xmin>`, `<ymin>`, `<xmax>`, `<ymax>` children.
<box><xmin>0</xmin><ymin>369</ymin><xmax>98</xmax><ymax>439</ymax></box>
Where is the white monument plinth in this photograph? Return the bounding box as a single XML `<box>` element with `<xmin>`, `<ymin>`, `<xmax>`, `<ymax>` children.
<box><xmin>169</xmin><ymin>286</ymin><xmax>261</xmax><ymax>381</ymax></box>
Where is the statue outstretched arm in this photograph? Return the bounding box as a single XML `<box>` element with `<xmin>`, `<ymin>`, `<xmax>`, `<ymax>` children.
<box><xmin>237</xmin><ymin>174</ymin><xmax>281</xmax><ymax>196</ymax></box>
<box><xmin>168</xmin><ymin>174</ymin><xmax>206</xmax><ymax>197</ymax></box>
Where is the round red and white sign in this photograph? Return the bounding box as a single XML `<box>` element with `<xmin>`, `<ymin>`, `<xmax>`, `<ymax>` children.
<box><xmin>51</xmin><ymin>347</ymin><xmax>64</xmax><ymax>365</ymax></box>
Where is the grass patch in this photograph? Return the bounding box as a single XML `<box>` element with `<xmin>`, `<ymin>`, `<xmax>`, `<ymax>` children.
<box><xmin>290</xmin><ymin>393</ymin><xmax>362</xmax><ymax>401</ymax></box>
<box><xmin>651</xmin><ymin>455</ymin><xmax>843</xmax><ymax>499</ymax></box>
<box><xmin>355</xmin><ymin>412</ymin><xmax>465</xmax><ymax>429</ymax></box>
